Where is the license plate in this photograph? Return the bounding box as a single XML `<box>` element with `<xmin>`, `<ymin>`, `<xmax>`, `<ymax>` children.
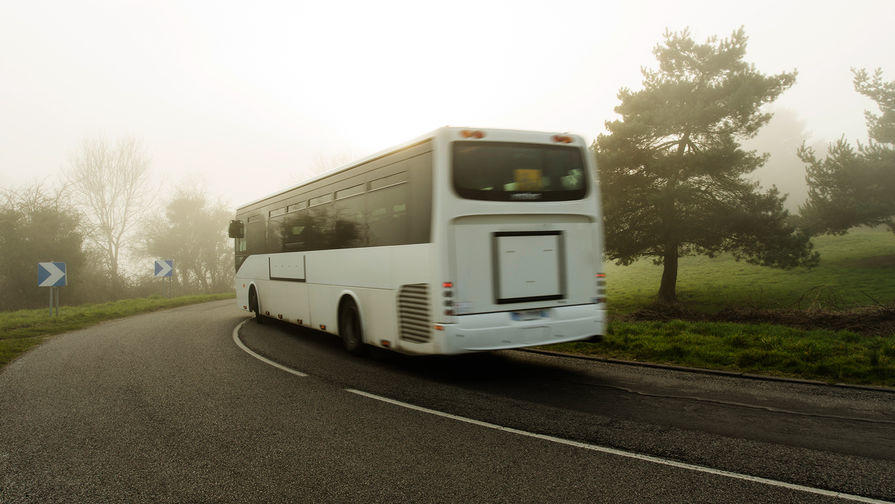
<box><xmin>511</xmin><ymin>309</ymin><xmax>548</xmax><ymax>321</ymax></box>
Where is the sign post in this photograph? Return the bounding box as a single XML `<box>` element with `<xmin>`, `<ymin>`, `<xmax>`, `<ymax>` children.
<box><xmin>154</xmin><ymin>259</ymin><xmax>174</xmax><ymax>297</ymax></box>
<box><xmin>38</xmin><ymin>262</ymin><xmax>67</xmax><ymax>316</ymax></box>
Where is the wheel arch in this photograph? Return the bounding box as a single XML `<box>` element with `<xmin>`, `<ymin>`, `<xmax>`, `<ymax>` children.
<box><xmin>248</xmin><ymin>282</ymin><xmax>261</xmax><ymax>309</ymax></box>
<box><xmin>337</xmin><ymin>290</ymin><xmax>365</xmax><ymax>338</ymax></box>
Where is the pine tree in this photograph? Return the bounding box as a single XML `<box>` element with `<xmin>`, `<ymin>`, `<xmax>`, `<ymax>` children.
<box><xmin>594</xmin><ymin>28</ymin><xmax>817</xmax><ymax>303</ymax></box>
<box><xmin>799</xmin><ymin>68</ymin><xmax>895</xmax><ymax>235</ymax></box>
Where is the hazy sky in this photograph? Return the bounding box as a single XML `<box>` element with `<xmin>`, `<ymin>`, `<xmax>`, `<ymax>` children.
<box><xmin>1</xmin><ymin>0</ymin><xmax>892</xmax><ymax>208</ymax></box>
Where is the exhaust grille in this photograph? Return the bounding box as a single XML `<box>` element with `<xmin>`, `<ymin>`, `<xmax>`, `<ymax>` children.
<box><xmin>398</xmin><ymin>284</ymin><xmax>431</xmax><ymax>343</ymax></box>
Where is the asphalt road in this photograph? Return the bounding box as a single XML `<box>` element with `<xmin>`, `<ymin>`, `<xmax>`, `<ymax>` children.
<box><xmin>1</xmin><ymin>300</ymin><xmax>893</xmax><ymax>503</ymax></box>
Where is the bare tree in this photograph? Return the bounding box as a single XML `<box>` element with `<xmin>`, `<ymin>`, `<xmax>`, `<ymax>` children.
<box><xmin>285</xmin><ymin>151</ymin><xmax>359</xmax><ymax>182</ymax></box>
<box><xmin>68</xmin><ymin>137</ymin><xmax>152</xmax><ymax>292</ymax></box>
<box><xmin>311</xmin><ymin>152</ymin><xmax>357</xmax><ymax>174</ymax></box>
<box><xmin>140</xmin><ymin>187</ymin><xmax>234</xmax><ymax>293</ymax></box>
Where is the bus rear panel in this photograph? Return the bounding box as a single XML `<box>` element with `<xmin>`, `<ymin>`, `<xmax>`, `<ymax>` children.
<box><xmin>423</xmin><ymin>128</ymin><xmax>605</xmax><ymax>354</ymax></box>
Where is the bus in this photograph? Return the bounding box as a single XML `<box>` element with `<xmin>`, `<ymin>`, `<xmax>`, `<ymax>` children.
<box><xmin>229</xmin><ymin>127</ymin><xmax>606</xmax><ymax>355</ymax></box>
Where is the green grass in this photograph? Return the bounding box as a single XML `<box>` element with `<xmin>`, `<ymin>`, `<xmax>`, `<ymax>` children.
<box><xmin>605</xmin><ymin>228</ymin><xmax>895</xmax><ymax>313</ymax></box>
<box><xmin>0</xmin><ymin>293</ymin><xmax>234</xmax><ymax>369</ymax></box>
<box><xmin>543</xmin><ymin>228</ymin><xmax>895</xmax><ymax>386</ymax></box>
<box><xmin>546</xmin><ymin>320</ymin><xmax>895</xmax><ymax>386</ymax></box>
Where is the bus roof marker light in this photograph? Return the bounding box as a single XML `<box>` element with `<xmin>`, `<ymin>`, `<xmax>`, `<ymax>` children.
<box><xmin>443</xmin><ymin>282</ymin><xmax>453</xmax><ymax>288</ymax></box>
<box><xmin>461</xmin><ymin>130</ymin><xmax>485</xmax><ymax>139</ymax></box>
<box><xmin>596</xmin><ymin>273</ymin><xmax>606</xmax><ymax>278</ymax></box>
<box><xmin>553</xmin><ymin>135</ymin><xmax>573</xmax><ymax>143</ymax></box>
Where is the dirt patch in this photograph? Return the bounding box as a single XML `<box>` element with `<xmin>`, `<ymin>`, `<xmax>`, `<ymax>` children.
<box><xmin>619</xmin><ymin>304</ymin><xmax>895</xmax><ymax>336</ymax></box>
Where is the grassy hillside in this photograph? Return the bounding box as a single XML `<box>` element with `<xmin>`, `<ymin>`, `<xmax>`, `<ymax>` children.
<box><xmin>0</xmin><ymin>293</ymin><xmax>234</xmax><ymax>369</ymax></box>
<box><xmin>605</xmin><ymin>228</ymin><xmax>895</xmax><ymax>313</ymax></box>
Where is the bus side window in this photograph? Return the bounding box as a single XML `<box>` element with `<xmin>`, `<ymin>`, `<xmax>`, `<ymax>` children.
<box><xmin>407</xmin><ymin>151</ymin><xmax>433</xmax><ymax>244</ymax></box>
<box><xmin>332</xmin><ymin>192</ymin><xmax>366</xmax><ymax>249</ymax></box>
<box><xmin>367</xmin><ymin>181</ymin><xmax>409</xmax><ymax>246</ymax></box>
<box><xmin>306</xmin><ymin>204</ymin><xmax>334</xmax><ymax>251</ymax></box>
<box><xmin>282</xmin><ymin>211</ymin><xmax>309</xmax><ymax>251</ymax></box>
<box><xmin>268</xmin><ymin>216</ymin><xmax>284</xmax><ymax>253</ymax></box>
<box><xmin>246</xmin><ymin>216</ymin><xmax>266</xmax><ymax>254</ymax></box>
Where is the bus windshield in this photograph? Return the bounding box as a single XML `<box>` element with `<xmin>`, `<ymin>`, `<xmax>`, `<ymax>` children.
<box><xmin>452</xmin><ymin>142</ymin><xmax>587</xmax><ymax>201</ymax></box>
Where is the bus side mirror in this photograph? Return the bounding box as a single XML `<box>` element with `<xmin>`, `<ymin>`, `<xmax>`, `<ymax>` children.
<box><xmin>228</xmin><ymin>220</ymin><xmax>244</xmax><ymax>239</ymax></box>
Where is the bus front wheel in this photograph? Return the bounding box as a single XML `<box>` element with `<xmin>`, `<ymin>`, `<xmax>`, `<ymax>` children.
<box><xmin>249</xmin><ymin>287</ymin><xmax>263</xmax><ymax>325</ymax></box>
<box><xmin>339</xmin><ymin>300</ymin><xmax>366</xmax><ymax>356</ymax></box>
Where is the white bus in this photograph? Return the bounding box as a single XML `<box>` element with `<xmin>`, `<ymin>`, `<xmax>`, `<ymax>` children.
<box><xmin>229</xmin><ymin>127</ymin><xmax>606</xmax><ymax>355</ymax></box>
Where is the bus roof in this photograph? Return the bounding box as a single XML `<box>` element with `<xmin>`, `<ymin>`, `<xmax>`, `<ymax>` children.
<box><xmin>235</xmin><ymin>126</ymin><xmax>585</xmax><ymax>212</ymax></box>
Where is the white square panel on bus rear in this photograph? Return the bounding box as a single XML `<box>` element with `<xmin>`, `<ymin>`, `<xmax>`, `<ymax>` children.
<box><xmin>494</xmin><ymin>233</ymin><xmax>562</xmax><ymax>303</ymax></box>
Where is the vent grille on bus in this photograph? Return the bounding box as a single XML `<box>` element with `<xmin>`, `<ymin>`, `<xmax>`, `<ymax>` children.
<box><xmin>398</xmin><ymin>284</ymin><xmax>431</xmax><ymax>343</ymax></box>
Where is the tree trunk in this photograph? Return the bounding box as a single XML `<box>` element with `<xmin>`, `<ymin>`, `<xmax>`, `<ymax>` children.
<box><xmin>656</xmin><ymin>132</ymin><xmax>689</xmax><ymax>304</ymax></box>
<box><xmin>658</xmin><ymin>245</ymin><xmax>679</xmax><ymax>303</ymax></box>
<box><xmin>107</xmin><ymin>246</ymin><xmax>119</xmax><ymax>297</ymax></box>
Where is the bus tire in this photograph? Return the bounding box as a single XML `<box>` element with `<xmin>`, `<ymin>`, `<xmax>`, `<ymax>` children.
<box><xmin>338</xmin><ymin>299</ymin><xmax>366</xmax><ymax>356</ymax></box>
<box><xmin>249</xmin><ymin>287</ymin><xmax>264</xmax><ymax>325</ymax></box>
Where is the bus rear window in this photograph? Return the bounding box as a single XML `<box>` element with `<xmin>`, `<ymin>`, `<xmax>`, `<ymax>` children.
<box><xmin>452</xmin><ymin>142</ymin><xmax>587</xmax><ymax>201</ymax></box>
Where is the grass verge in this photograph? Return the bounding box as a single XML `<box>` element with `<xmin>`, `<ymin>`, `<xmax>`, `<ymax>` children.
<box><xmin>544</xmin><ymin>319</ymin><xmax>895</xmax><ymax>387</ymax></box>
<box><xmin>0</xmin><ymin>293</ymin><xmax>234</xmax><ymax>369</ymax></box>
<box><xmin>606</xmin><ymin>228</ymin><xmax>895</xmax><ymax>313</ymax></box>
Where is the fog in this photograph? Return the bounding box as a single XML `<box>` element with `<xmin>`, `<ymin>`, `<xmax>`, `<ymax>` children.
<box><xmin>1</xmin><ymin>0</ymin><xmax>892</xmax><ymax>208</ymax></box>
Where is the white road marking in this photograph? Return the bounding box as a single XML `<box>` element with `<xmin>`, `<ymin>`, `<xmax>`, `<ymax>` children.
<box><xmin>232</xmin><ymin>320</ymin><xmax>308</xmax><ymax>377</ymax></box>
<box><xmin>228</xmin><ymin>319</ymin><xmax>889</xmax><ymax>503</ymax></box>
<box><xmin>345</xmin><ymin>388</ymin><xmax>892</xmax><ymax>504</ymax></box>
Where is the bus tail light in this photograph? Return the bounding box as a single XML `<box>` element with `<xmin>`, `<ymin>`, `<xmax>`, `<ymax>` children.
<box><xmin>461</xmin><ymin>130</ymin><xmax>485</xmax><ymax>139</ymax></box>
<box><xmin>443</xmin><ymin>282</ymin><xmax>454</xmax><ymax>309</ymax></box>
<box><xmin>552</xmin><ymin>134</ymin><xmax>573</xmax><ymax>143</ymax></box>
<box><xmin>434</xmin><ymin>325</ymin><xmax>444</xmax><ymax>331</ymax></box>
<box><xmin>380</xmin><ymin>340</ymin><xmax>391</xmax><ymax>348</ymax></box>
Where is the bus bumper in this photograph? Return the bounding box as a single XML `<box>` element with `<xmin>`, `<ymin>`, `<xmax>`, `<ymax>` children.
<box><xmin>440</xmin><ymin>304</ymin><xmax>606</xmax><ymax>354</ymax></box>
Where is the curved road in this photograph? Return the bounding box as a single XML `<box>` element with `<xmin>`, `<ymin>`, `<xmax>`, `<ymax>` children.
<box><xmin>1</xmin><ymin>300</ymin><xmax>893</xmax><ymax>503</ymax></box>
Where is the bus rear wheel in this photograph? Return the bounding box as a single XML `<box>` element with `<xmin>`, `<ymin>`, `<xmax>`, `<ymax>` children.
<box><xmin>339</xmin><ymin>300</ymin><xmax>366</xmax><ymax>356</ymax></box>
<box><xmin>249</xmin><ymin>287</ymin><xmax>263</xmax><ymax>325</ymax></box>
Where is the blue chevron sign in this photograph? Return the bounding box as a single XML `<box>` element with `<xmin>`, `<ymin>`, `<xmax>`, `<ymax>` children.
<box><xmin>38</xmin><ymin>262</ymin><xmax>67</xmax><ymax>287</ymax></box>
<box><xmin>154</xmin><ymin>259</ymin><xmax>173</xmax><ymax>277</ymax></box>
